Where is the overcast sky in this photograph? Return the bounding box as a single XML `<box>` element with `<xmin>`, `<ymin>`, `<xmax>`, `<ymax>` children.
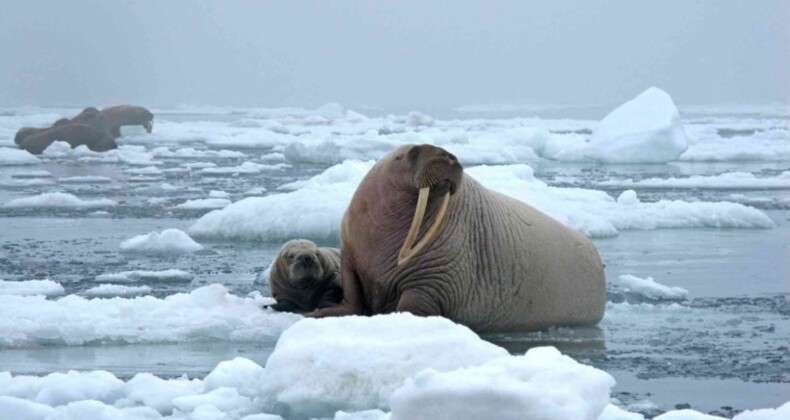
<box><xmin>0</xmin><ymin>0</ymin><xmax>787</xmax><ymax>109</ymax></box>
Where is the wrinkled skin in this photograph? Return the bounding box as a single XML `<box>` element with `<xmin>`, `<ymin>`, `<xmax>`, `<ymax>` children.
<box><xmin>100</xmin><ymin>105</ymin><xmax>154</xmax><ymax>138</ymax></box>
<box><xmin>268</xmin><ymin>239</ymin><xmax>343</xmax><ymax>313</ymax></box>
<box><xmin>308</xmin><ymin>144</ymin><xmax>606</xmax><ymax>332</ymax></box>
<box><xmin>20</xmin><ymin>123</ymin><xmax>118</xmax><ymax>155</ymax></box>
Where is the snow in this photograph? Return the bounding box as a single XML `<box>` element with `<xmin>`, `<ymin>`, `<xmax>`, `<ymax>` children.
<box><xmin>209</xmin><ymin>190</ymin><xmax>230</xmax><ymax>198</ymax></box>
<box><xmin>680</xmin><ymin>130</ymin><xmax>790</xmax><ymax>162</ymax></box>
<box><xmin>586</xmin><ymin>87</ymin><xmax>688</xmax><ymax>163</ymax></box>
<box><xmin>192</xmin><ymin>160</ymin><xmax>774</xmax><ymax>242</ymax></box>
<box><xmin>119</xmin><ymin>229</ymin><xmax>204</xmax><ymax>255</ymax></box>
<box><xmin>174</xmin><ymin>198</ymin><xmax>232</xmax><ymax>210</ymax></box>
<box><xmin>4</xmin><ymin>193</ymin><xmax>117</xmax><ymax>209</ymax></box>
<box><xmin>0</xmin><ymin>279</ymin><xmax>65</xmax><ymax>297</ymax></box>
<box><xmin>259</xmin><ymin>313</ymin><xmax>508</xmax><ymax>418</ymax></box>
<box><xmin>0</xmin><ymin>307</ymin><xmax>787</xmax><ymax>419</ymax></box>
<box><xmin>0</xmin><ymin>148</ymin><xmax>40</xmax><ymax>165</ymax></box>
<box><xmin>0</xmin><ymin>284</ymin><xmax>299</xmax><ymax>347</ymax></box>
<box><xmin>611</xmin><ymin>275</ymin><xmax>689</xmax><ymax>301</ymax></box>
<box><xmin>389</xmin><ymin>347</ymin><xmax>614</xmax><ymax>420</ymax></box>
<box><xmin>94</xmin><ymin>269</ymin><xmax>194</xmax><ymax>283</ymax></box>
<box><xmin>597</xmin><ymin>172</ymin><xmax>790</xmax><ymax>189</ymax></box>
<box><xmin>190</xmin><ymin>160</ymin><xmax>373</xmax><ymax>241</ymax></box>
<box><xmin>83</xmin><ymin>285</ymin><xmax>153</xmax><ymax>298</ymax></box>
<box><xmin>200</xmin><ymin>162</ymin><xmax>289</xmax><ymax>176</ymax></box>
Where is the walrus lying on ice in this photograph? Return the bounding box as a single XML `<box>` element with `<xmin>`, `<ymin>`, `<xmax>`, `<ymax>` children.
<box><xmin>20</xmin><ymin>123</ymin><xmax>117</xmax><ymax>155</ymax></box>
<box><xmin>268</xmin><ymin>239</ymin><xmax>343</xmax><ymax>313</ymax></box>
<box><xmin>308</xmin><ymin>144</ymin><xmax>606</xmax><ymax>332</ymax></box>
<box><xmin>100</xmin><ymin>105</ymin><xmax>154</xmax><ymax>139</ymax></box>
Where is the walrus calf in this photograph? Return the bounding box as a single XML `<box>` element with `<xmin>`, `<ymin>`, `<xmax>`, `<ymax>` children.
<box><xmin>100</xmin><ymin>105</ymin><xmax>154</xmax><ymax>138</ymax></box>
<box><xmin>268</xmin><ymin>239</ymin><xmax>343</xmax><ymax>313</ymax></box>
<box><xmin>308</xmin><ymin>144</ymin><xmax>606</xmax><ymax>332</ymax></box>
<box><xmin>20</xmin><ymin>123</ymin><xmax>117</xmax><ymax>155</ymax></box>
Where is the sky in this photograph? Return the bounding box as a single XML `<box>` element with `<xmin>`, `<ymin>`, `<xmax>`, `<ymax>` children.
<box><xmin>0</xmin><ymin>0</ymin><xmax>787</xmax><ymax>110</ymax></box>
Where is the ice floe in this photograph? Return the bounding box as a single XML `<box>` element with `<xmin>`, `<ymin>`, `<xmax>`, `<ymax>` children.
<box><xmin>4</xmin><ymin>193</ymin><xmax>117</xmax><ymax>209</ymax></box>
<box><xmin>174</xmin><ymin>198</ymin><xmax>232</xmax><ymax>210</ymax></box>
<box><xmin>0</xmin><ymin>284</ymin><xmax>298</xmax><ymax>347</ymax></box>
<box><xmin>586</xmin><ymin>87</ymin><xmax>688</xmax><ymax>163</ymax></box>
<box><xmin>0</xmin><ymin>279</ymin><xmax>64</xmax><ymax>297</ymax></box>
<box><xmin>0</xmin><ymin>311</ymin><xmax>786</xmax><ymax>419</ymax></box>
<box><xmin>82</xmin><ymin>284</ymin><xmax>153</xmax><ymax>298</ymax></box>
<box><xmin>93</xmin><ymin>269</ymin><xmax>194</xmax><ymax>284</ymax></box>
<box><xmin>119</xmin><ymin>229</ymin><xmax>204</xmax><ymax>255</ymax></box>
<box><xmin>597</xmin><ymin>172</ymin><xmax>790</xmax><ymax>189</ymax></box>
<box><xmin>611</xmin><ymin>275</ymin><xmax>689</xmax><ymax>301</ymax></box>
<box><xmin>191</xmin><ymin>161</ymin><xmax>775</xmax><ymax>241</ymax></box>
<box><xmin>0</xmin><ymin>148</ymin><xmax>40</xmax><ymax>165</ymax></box>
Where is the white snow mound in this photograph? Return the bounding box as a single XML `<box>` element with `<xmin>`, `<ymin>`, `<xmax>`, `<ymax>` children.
<box><xmin>587</xmin><ymin>87</ymin><xmax>688</xmax><ymax>163</ymax></box>
<box><xmin>119</xmin><ymin>229</ymin><xmax>204</xmax><ymax>254</ymax></box>
<box><xmin>259</xmin><ymin>313</ymin><xmax>508</xmax><ymax>418</ymax></box>
<box><xmin>389</xmin><ymin>346</ymin><xmax>615</xmax><ymax>420</ymax></box>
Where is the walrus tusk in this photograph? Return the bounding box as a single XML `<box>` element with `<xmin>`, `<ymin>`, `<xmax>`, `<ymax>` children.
<box><xmin>398</xmin><ymin>187</ymin><xmax>429</xmax><ymax>263</ymax></box>
<box><xmin>398</xmin><ymin>190</ymin><xmax>450</xmax><ymax>265</ymax></box>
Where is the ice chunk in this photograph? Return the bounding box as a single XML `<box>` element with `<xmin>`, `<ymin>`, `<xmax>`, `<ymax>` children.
<box><xmin>612</xmin><ymin>275</ymin><xmax>689</xmax><ymax>301</ymax></box>
<box><xmin>0</xmin><ymin>396</ymin><xmax>58</xmax><ymax>420</ymax></box>
<box><xmin>389</xmin><ymin>347</ymin><xmax>615</xmax><ymax>420</ymax></box>
<box><xmin>587</xmin><ymin>87</ymin><xmax>688</xmax><ymax>163</ymax></box>
<box><xmin>4</xmin><ymin>193</ymin><xmax>117</xmax><ymax>209</ymax></box>
<box><xmin>58</xmin><ymin>176</ymin><xmax>113</xmax><ymax>184</ymax></box>
<box><xmin>598</xmin><ymin>171</ymin><xmax>790</xmax><ymax>189</ymax></box>
<box><xmin>203</xmin><ymin>358</ymin><xmax>265</xmax><ymax>397</ymax></box>
<box><xmin>119</xmin><ymin>229</ymin><xmax>204</xmax><ymax>254</ymax></box>
<box><xmin>0</xmin><ymin>279</ymin><xmax>64</xmax><ymax>297</ymax></box>
<box><xmin>94</xmin><ymin>269</ymin><xmax>194</xmax><ymax>283</ymax></box>
<box><xmin>733</xmin><ymin>401</ymin><xmax>790</xmax><ymax>419</ymax></box>
<box><xmin>0</xmin><ymin>148</ymin><xmax>40</xmax><ymax>165</ymax></box>
<box><xmin>653</xmin><ymin>410</ymin><xmax>725</xmax><ymax>419</ymax></box>
<box><xmin>82</xmin><ymin>284</ymin><xmax>152</xmax><ymax>298</ymax></box>
<box><xmin>0</xmin><ymin>370</ymin><xmax>124</xmax><ymax>406</ymax></box>
<box><xmin>174</xmin><ymin>198</ymin><xmax>232</xmax><ymax>210</ymax></box>
<box><xmin>260</xmin><ymin>313</ymin><xmax>508</xmax><ymax>418</ymax></box>
<box><xmin>597</xmin><ymin>404</ymin><xmax>646</xmax><ymax>420</ymax></box>
<box><xmin>0</xmin><ymin>284</ymin><xmax>298</xmax><ymax>347</ymax></box>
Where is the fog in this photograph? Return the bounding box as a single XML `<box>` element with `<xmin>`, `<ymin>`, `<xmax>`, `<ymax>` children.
<box><xmin>1</xmin><ymin>0</ymin><xmax>787</xmax><ymax>110</ymax></box>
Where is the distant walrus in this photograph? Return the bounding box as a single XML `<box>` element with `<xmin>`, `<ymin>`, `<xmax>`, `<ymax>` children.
<box><xmin>14</xmin><ymin>118</ymin><xmax>70</xmax><ymax>146</ymax></box>
<box><xmin>21</xmin><ymin>123</ymin><xmax>117</xmax><ymax>155</ymax></box>
<box><xmin>268</xmin><ymin>239</ymin><xmax>343</xmax><ymax>313</ymax></box>
<box><xmin>100</xmin><ymin>105</ymin><xmax>154</xmax><ymax>138</ymax></box>
<box><xmin>70</xmin><ymin>107</ymin><xmax>112</xmax><ymax>134</ymax></box>
<box><xmin>308</xmin><ymin>144</ymin><xmax>606</xmax><ymax>332</ymax></box>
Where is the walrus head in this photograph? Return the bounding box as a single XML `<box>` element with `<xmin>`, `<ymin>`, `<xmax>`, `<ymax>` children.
<box><xmin>390</xmin><ymin>144</ymin><xmax>463</xmax><ymax>265</ymax></box>
<box><xmin>276</xmin><ymin>239</ymin><xmax>326</xmax><ymax>285</ymax></box>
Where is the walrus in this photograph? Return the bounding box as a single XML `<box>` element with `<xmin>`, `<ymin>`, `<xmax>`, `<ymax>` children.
<box><xmin>20</xmin><ymin>123</ymin><xmax>118</xmax><ymax>155</ymax></box>
<box><xmin>70</xmin><ymin>107</ymin><xmax>112</xmax><ymax>134</ymax></box>
<box><xmin>14</xmin><ymin>118</ymin><xmax>70</xmax><ymax>146</ymax></box>
<box><xmin>100</xmin><ymin>105</ymin><xmax>154</xmax><ymax>138</ymax></box>
<box><xmin>308</xmin><ymin>144</ymin><xmax>606</xmax><ymax>332</ymax></box>
<box><xmin>268</xmin><ymin>239</ymin><xmax>343</xmax><ymax>313</ymax></box>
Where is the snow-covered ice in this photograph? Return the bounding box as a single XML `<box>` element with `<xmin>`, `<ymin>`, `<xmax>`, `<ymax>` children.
<box><xmin>259</xmin><ymin>314</ymin><xmax>508</xmax><ymax>418</ymax></box>
<box><xmin>4</xmin><ymin>193</ymin><xmax>117</xmax><ymax>209</ymax></box>
<box><xmin>119</xmin><ymin>229</ymin><xmax>204</xmax><ymax>255</ymax></box>
<box><xmin>0</xmin><ymin>148</ymin><xmax>40</xmax><ymax>165</ymax></box>
<box><xmin>174</xmin><ymin>198</ymin><xmax>232</xmax><ymax>210</ymax></box>
<box><xmin>0</xmin><ymin>284</ymin><xmax>299</xmax><ymax>347</ymax></box>
<box><xmin>611</xmin><ymin>275</ymin><xmax>689</xmax><ymax>301</ymax></box>
<box><xmin>82</xmin><ymin>284</ymin><xmax>153</xmax><ymax>298</ymax></box>
<box><xmin>0</xmin><ymin>279</ymin><xmax>65</xmax><ymax>297</ymax></box>
<box><xmin>191</xmin><ymin>160</ymin><xmax>775</xmax><ymax>241</ymax></box>
<box><xmin>94</xmin><ymin>269</ymin><xmax>194</xmax><ymax>284</ymax></box>
<box><xmin>597</xmin><ymin>172</ymin><xmax>790</xmax><ymax>190</ymax></box>
<box><xmin>586</xmin><ymin>87</ymin><xmax>688</xmax><ymax>163</ymax></box>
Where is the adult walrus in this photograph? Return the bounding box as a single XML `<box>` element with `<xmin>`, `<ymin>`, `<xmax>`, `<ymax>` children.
<box><xmin>20</xmin><ymin>123</ymin><xmax>117</xmax><ymax>154</ymax></box>
<box><xmin>100</xmin><ymin>105</ymin><xmax>154</xmax><ymax>138</ymax></box>
<box><xmin>308</xmin><ymin>144</ymin><xmax>606</xmax><ymax>332</ymax></box>
<box><xmin>268</xmin><ymin>239</ymin><xmax>343</xmax><ymax>313</ymax></box>
<box><xmin>14</xmin><ymin>118</ymin><xmax>70</xmax><ymax>146</ymax></box>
